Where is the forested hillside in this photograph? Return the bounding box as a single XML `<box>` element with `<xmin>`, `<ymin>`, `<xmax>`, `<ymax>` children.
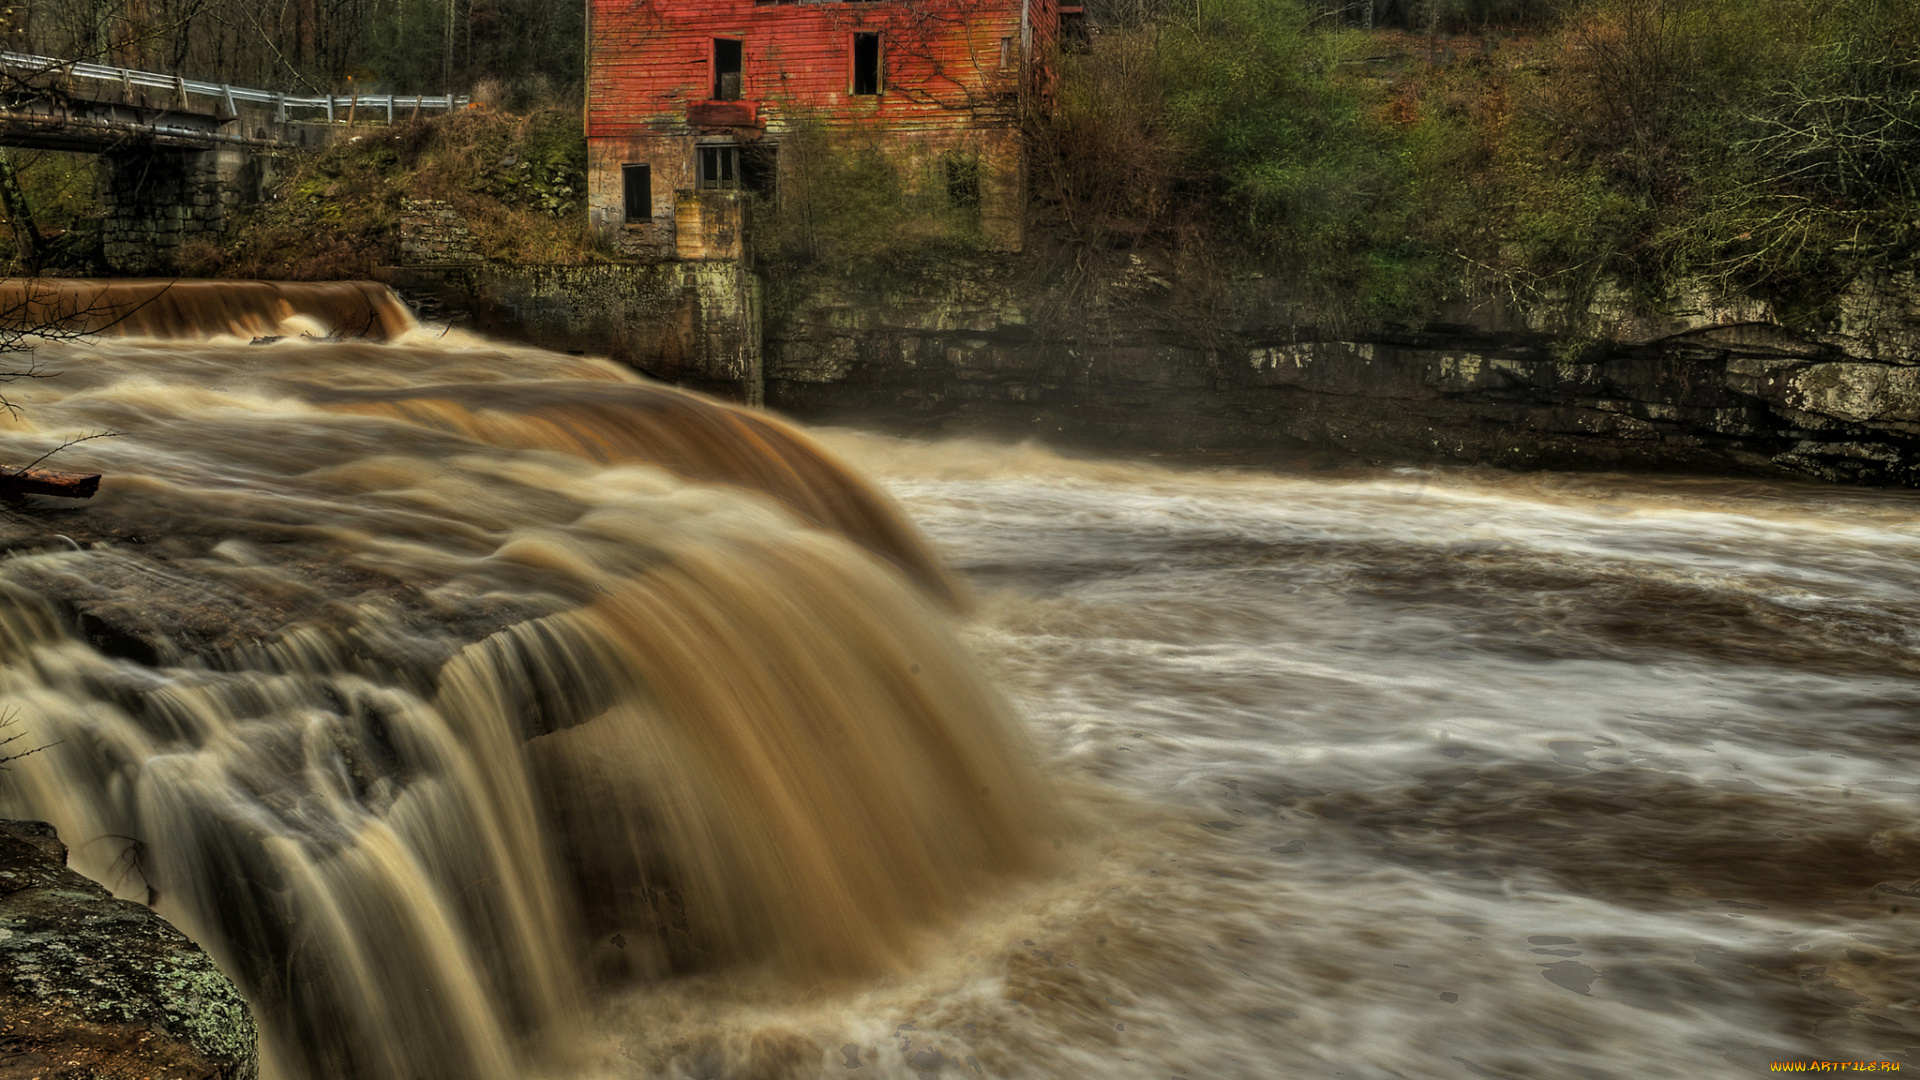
<box><xmin>1033</xmin><ymin>0</ymin><xmax>1920</xmax><ymax>325</ymax></box>
<box><xmin>3</xmin><ymin>0</ymin><xmax>579</xmax><ymax>99</ymax></box>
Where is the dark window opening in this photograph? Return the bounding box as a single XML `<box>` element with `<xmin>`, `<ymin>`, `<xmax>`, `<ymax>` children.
<box><xmin>700</xmin><ymin>145</ymin><xmax>740</xmax><ymax>190</ymax></box>
<box><xmin>945</xmin><ymin>154</ymin><xmax>980</xmax><ymax>210</ymax></box>
<box><xmin>622</xmin><ymin>163</ymin><xmax>651</xmax><ymax>222</ymax></box>
<box><xmin>1060</xmin><ymin>7</ymin><xmax>1090</xmax><ymax>53</ymax></box>
<box><xmin>852</xmin><ymin>33</ymin><xmax>881</xmax><ymax>96</ymax></box>
<box><xmin>714</xmin><ymin>39</ymin><xmax>743</xmax><ymax>101</ymax></box>
<box><xmin>743</xmin><ymin>143</ymin><xmax>779</xmax><ymax>200</ymax></box>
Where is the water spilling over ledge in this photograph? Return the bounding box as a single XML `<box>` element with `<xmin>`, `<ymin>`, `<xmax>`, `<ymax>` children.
<box><xmin>0</xmin><ymin>280</ymin><xmax>1053</xmax><ymax>1080</ymax></box>
<box><xmin>6</xmin><ymin>278</ymin><xmax>1920</xmax><ymax>1080</ymax></box>
<box><xmin>0</xmin><ymin>278</ymin><xmax>421</xmax><ymax>341</ymax></box>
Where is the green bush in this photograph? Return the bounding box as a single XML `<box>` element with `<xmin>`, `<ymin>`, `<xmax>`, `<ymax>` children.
<box><xmin>1035</xmin><ymin>0</ymin><xmax>1918</xmax><ymax>326</ymax></box>
<box><xmin>1034</xmin><ymin>0</ymin><xmax>1475</xmax><ymax>323</ymax></box>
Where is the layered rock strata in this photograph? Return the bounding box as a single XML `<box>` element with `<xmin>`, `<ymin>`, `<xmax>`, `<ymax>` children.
<box><xmin>763</xmin><ymin>263</ymin><xmax>1920</xmax><ymax>485</ymax></box>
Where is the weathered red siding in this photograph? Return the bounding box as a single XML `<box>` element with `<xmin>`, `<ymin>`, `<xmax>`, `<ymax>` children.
<box><xmin>586</xmin><ymin>0</ymin><xmax>1054</xmax><ymax>252</ymax></box>
<box><xmin>588</xmin><ymin>0</ymin><xmax>1052</xmax><ymax>138</ymax></box>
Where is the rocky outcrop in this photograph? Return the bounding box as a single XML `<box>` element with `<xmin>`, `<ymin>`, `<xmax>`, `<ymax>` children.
<box><xmin>0</xmin><ymin>819</ymin><xmax>258</xmax><ymax>1080</ymax></box>
<box><xmin>762</xmin><ymin>259</ymin><xmax>1920</xmax><ymax>484</ymax></box>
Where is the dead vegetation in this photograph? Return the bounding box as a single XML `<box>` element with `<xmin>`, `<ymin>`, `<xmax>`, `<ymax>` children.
<box><xmin>184</xmin><ymin>104</ymin><xmax>602</xmax><ymax>280</ymax></box>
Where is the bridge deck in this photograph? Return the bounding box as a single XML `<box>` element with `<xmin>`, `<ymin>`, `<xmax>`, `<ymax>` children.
<box><xmin>0</xmin><ymin>51</ymin><xmax>471</xmax><ymax>150</ymax></box>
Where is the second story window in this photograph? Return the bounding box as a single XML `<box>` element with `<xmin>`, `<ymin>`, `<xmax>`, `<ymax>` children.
<box><xmin>714</xmin><ymin>39</ymin><xmax>743</xmax><ymax>101</ymax></box>
<box><xmin>851</xmin><ymin>33</ymin><xmax>881</xmax><ymax>96</ymax></box>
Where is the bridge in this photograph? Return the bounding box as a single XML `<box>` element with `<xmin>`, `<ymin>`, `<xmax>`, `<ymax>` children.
<box><xmin>0</xmin><ymin>52</ymin><xmax>470</xmax><ymax>273</ymax></box>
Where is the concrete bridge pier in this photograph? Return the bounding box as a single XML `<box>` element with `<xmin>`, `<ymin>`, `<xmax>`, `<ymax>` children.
<box><xmin>97</xmin><ymin>145</ymin><xmax>277</xmax><ymax>274</ymax></box>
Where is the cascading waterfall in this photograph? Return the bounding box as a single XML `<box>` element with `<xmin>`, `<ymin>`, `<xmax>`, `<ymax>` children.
<box><xmin>0</xmin><ymin>281</ymin><xmax>1054</xmax><ymax>1080</ymax></box>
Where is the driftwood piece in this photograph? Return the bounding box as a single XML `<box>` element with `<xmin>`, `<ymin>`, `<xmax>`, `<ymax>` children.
<box><xmin>0</xmin><ymin>465</ymin><xmax>101</xmax><ymax>499</ymax></box>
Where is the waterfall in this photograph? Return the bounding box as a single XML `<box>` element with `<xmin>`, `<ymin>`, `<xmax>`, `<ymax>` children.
<box><xmin>0</xmin><ymin>281</ymin><xmax>1053</xmax><ymax>1080</ymax></box>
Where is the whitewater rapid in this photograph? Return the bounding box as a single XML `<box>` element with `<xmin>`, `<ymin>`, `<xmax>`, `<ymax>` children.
<box><xmin>584</xmin><ymin>435</ymin><xmax>1920</xmax><ymax>1079</ymax></box>
<box><xmin>0</xmin><ymin>283</ymin><xmax>1914</xmax><ymax>1080</ymax></box>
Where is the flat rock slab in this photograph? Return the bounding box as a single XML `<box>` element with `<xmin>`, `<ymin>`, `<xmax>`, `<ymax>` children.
<box><xmin>0</xmin><ymin>820</ymin><xmax>258</xmax><ymax>1080</ymax></box>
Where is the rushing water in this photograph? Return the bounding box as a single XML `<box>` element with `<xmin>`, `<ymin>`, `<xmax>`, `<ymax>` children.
<box><xmin>4</xmin><ymin>282</ymin><xmax>1919</xmax><ymax>1079</ymax></box>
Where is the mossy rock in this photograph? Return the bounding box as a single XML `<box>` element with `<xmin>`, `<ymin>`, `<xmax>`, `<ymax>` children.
<box><xmin>0</xmin><ymin>820</ymin><xmax>259</xmax><ymax>1080</ymax></box>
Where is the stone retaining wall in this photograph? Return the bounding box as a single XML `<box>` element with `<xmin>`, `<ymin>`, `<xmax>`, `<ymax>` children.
<box><xmin>761</xmin><ymin>260</ymin><xmax>1920</xmax><ymax>485</ymax></box>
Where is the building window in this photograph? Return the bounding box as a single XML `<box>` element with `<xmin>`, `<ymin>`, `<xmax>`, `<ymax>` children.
<box><xmin>851</xmin><ymin>33</ymin><xmax>881</xmax><ymax>96</ymax></box>
<box><xmin>743</xmin><ymin>143</ymin><xmax>780</xmax><ymax>200</ymax></box>
<box><xmin>945</xmin><ymin>153</ymin><xmax>980</xmax><ymax>210</ymax></box>
<box><xmin>700</xmin><ymin>145</ymin><xmax>740</xmax><ymax>190</ymax></box>
<box><xmin>713</xmin><ymin>39</ymin><xmax>743</xmax><ymax>101</ymax></box>
<box><xmin>1060</xmin><ymin>6</ymin><xmax>1090</xmax><ymax>52</ymax></box>
<box><xmin>622</xmin><ymin>163</ymin><xmax>651</xmax><ymax>222</ymax></box>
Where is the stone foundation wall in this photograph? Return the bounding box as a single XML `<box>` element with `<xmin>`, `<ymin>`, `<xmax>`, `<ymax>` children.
<box><xmin>373</xmin><ymin>250</ymin><xmax>1920</xmax><ymax>486</ymax></box>
<box><xmin>382</xmin><ymin>262</ymin><xmax>762</xmax><ymax>404</ymax></box>
<box><xmin>397</xmin><ymin>199</ymin><xmax>481</xmax><ymax>265</ymax></box>
<box><xmin>95</xmin><ymin>121</ymin><xmax>333</xmax><ymax>274</ymax></box>
<box><xmin>99</xmin><ymin>147</ymin><xmax>254</xmax><ymax>274</ymax></box>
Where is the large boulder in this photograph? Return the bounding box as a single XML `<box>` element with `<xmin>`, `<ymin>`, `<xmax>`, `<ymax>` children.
<box><xmin>0</xmin><ymin>820</ymin><xmax>258</xmax><ymax>1080</ymax></box>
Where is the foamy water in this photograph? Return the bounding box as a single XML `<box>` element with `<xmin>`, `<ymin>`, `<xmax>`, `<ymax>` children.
<box><xmin>581</xmin><ymin>436</ymin><xmax>1920</xmax><ymax>1079</ymax></box>
<box><xmin>2</xmin><ymin>285</ymin><xmax>1916</xmax><ymax>1080</ymax></box>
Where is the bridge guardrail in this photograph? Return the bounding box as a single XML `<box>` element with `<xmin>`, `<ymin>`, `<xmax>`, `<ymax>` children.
<box><xmin>0</xmin><ymin>50</ymin><xmax>470</xmax><ymax>123</ymax></box>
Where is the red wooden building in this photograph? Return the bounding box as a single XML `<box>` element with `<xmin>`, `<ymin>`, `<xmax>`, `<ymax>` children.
<box><xmin>585</xmin><ymin>0</ymin><xmax>1057</xmax><ymax>256</ymax></box>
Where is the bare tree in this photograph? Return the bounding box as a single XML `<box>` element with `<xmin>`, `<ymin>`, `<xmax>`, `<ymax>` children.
<box><xmin>0</xmin><ymin>281</ymin><xmax>131</xmax><ymax>499</ymax></box>
<box><xmin>0</xmin><ymin>709</ymin><xmax>51</xmax><ymax>771</ymax></box>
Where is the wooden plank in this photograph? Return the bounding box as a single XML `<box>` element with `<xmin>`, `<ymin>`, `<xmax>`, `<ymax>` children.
<box><xmin>0</xmin><ymin>466</ymin><xmax>101</xmax><ymax>499</ymax></box>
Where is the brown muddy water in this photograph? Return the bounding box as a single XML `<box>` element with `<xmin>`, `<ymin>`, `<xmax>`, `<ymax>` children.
<box><xmin>2</xmin><ymin>281</ymin><xmax>1918</xmax><ymax>1080</ymax></box>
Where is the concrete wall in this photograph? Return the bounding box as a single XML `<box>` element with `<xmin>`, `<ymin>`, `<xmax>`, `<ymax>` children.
<box><xmin>587</xmin><ymin>125</ymin><xmax>1025</xmax><ymax>257</ymax></box>
<box><xmin>383</xmin><ymin>261</ymin><xmax>762</xmax><ymax>405</ymax></box>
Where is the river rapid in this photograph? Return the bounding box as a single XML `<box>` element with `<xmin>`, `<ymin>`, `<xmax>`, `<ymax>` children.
<box><xmin>2</xmin><ymin>283</ymin><xmax>1917</xmax><ymax>1080</ymax></box>
<box><xmin>579</xmin><ymin>436</ymin><xmax>1920</xmax><ymax>1080</ymax></box>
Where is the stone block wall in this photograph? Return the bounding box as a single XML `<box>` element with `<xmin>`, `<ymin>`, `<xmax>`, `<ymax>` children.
<box><xmin>99</xmin><ymin>147</ymin><xmax>254</xmax><ymax>275</ymax></box>
<box><xmin>397</xmin><ymin>199</ymin><xmax>481</xmax><ymax>265</ymax></box>
<box><xmin>760</xmin><ymin>259</ymin><xmax>1920</xmax><ymax>486</ymax></box>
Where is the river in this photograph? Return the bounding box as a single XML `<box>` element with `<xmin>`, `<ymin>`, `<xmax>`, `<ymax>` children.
<box><xmin>1</xmin><ymin>282</ymin><xmax>1916</xmax><ymax>1079</ymax></box>
<box><xmin>736</xmin><ymin>434</ymin><xmax>1920</xmax><ymax>1079</ymax></box>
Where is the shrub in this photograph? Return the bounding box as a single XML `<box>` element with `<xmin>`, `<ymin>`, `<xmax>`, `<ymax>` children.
<box><xmin>754</xmin><ymin>124</ymin><xmax>984</xmax><ymax>274</ymax></box>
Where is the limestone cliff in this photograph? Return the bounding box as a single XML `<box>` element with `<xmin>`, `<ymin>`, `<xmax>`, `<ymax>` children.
<box><xmin>762</xmin><ymin>260</ymin><xmax>1920</xmax><ymax>484</ymax></box>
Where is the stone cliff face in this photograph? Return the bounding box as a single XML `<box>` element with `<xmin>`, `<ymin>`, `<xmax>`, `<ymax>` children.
<box><xmin>0</xmin><ymin>819</ymin><xmax>259</xmax><ymax>1080</ymax></box>
<box><xmin>763</xmin><ymin>260</ymin><xmax>1920</xmax><ymax>484</ymax></box>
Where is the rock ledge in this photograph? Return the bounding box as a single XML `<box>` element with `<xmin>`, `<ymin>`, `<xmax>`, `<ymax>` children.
<box><xmin>0</xmin><ymin>819</ymin><xmax>258</xmax><ymax>1080</ymax></box>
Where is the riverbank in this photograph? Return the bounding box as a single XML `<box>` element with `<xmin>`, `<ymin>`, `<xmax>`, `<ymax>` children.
<box><xmin>379</xmin><ymin>254</ymin><xmax>1920</xmax><ymax>487</ymax></box>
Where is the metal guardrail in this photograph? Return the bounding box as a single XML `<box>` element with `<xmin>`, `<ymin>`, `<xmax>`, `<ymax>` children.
<box><xmin>0</xmin><ymin>50</ymin><xmax>470</xmax><ymax>123</ymax></box>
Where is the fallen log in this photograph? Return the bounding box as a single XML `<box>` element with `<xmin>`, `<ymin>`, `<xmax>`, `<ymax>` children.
<box><xmin>0</xmin><ymin>465</ymin><xmax>101</xmax><ymax>499</ymax></box>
